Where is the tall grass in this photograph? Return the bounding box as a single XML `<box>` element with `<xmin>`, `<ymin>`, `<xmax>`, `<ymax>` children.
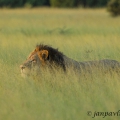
<box><xmin>0</xmin><ymin>8</ymin><xmax>120</xmax><ymax>120</ymax></box>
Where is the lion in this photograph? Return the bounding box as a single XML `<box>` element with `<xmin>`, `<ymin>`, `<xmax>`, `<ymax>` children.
<box><xmin>20</xmin><ymin>44</ymin><xmax>120</xmax><ymax>77</ymax></box>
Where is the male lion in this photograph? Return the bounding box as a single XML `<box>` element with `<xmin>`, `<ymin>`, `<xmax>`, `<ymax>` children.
<box><xmin>20</xmin><ymin>44</ymin><xmax>120</xmax><ymax>77</ymax></box>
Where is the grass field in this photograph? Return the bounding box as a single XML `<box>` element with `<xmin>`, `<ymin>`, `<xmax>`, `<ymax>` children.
<box><xmin>0</xmin><ymin>8</ymin><xmax>120</xmax><ymax>120</ymax></box>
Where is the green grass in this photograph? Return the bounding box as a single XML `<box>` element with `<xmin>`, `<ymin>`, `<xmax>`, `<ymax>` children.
<box><xmin>0</xmin><ymin>8</ymin><xmax>120</xmax><ymax>120</ymax></box>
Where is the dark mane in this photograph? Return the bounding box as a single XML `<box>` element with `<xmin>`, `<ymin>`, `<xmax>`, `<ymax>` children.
<box><xmin>36</xmin><ymin>44</ymin><xmax>66</xmax><ymax>71</ymax></box>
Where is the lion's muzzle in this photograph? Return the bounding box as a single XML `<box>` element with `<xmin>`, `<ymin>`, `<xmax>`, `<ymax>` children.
<box><xmin>20</xmin><ymin>65</ymin><xmax>25</xmax><ymax>70</ymax></box>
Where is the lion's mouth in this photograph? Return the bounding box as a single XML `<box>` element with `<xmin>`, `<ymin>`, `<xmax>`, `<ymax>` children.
<box><xmin>21</xmin><ymin>69</ymin><xmax>25</xmax><ymax>74</ymax></box>
<box><xmin>21</xmin><ymin>69</ymin><xmax>31</xmax><ymax>77</ymax></box>
<box><xmin>20</xmin><ymin>69</ymin><xmax>30</xmax><ymax>77</ymax></box>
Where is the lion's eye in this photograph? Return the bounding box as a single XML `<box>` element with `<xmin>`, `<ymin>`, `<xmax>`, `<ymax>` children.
<box><xmin>32</xmin><ymin>59</ymin><xmax>36</xmax><ymax>62</ymax></box>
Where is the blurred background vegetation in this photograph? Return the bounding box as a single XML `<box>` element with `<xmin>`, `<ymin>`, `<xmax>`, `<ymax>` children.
<box><xmin>0</xmin><ymin>0</ymin><xmax>120</xmax><ymax>16</ymax></box>
<box><xmin>0</xmin><ymin>0</ymin><xmax>109</xmax><ymax>8</ymax></box>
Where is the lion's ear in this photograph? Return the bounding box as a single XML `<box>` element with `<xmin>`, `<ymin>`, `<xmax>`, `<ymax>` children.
<box><xmin>38</xmin><ymin>50</ymin><xmax>48</xmax><ymax>61</ymax></box>
<box><xmin>35</xmin><ymin>47</ymin><xmax>39</xmax><ymax>52</ymax></box>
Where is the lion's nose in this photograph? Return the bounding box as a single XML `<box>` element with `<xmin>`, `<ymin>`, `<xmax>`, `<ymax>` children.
<box><xmin>20</xmin><ymin>65</ymin><xmax>25</xmax><ymax>70</ymax></box>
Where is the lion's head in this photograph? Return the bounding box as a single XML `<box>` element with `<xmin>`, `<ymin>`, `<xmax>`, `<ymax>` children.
<box><xmin>20</xmin><ymin>44</ymin><xmax>66</xmax><ymax>77</ymax></box>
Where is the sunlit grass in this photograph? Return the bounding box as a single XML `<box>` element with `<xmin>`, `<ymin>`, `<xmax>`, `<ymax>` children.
<box><xmin>0</xmin><ymin>8</ymin><xmax>120</xmax><ymax>120</ymax></box>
